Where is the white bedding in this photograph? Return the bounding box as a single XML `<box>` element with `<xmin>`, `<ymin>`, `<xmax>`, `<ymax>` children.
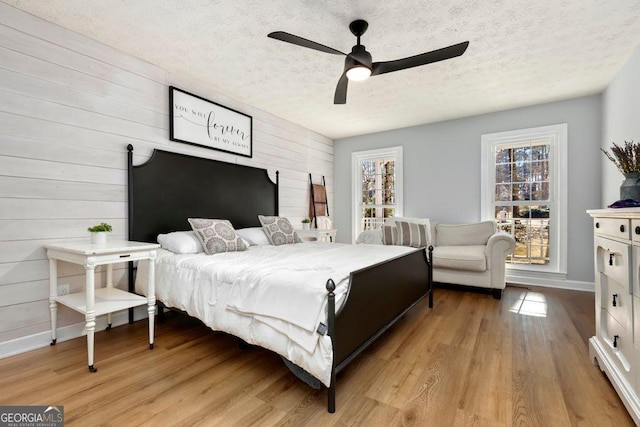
<box><xmin>136</xmin><ymin>241</ymin><xmax>419</xmax><ymax>386</ymax></box>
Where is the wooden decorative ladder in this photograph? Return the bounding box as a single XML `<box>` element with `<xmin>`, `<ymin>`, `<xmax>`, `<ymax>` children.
<box><xmin>309</xmin><ymin>174</ymin><xmax>329</xmax><ymax>228</ymax></box>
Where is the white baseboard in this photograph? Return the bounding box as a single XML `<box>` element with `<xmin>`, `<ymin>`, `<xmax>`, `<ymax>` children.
<box><xmin>506</xmin><ymin>273</ymin><xmax>594</xmax><ymax>292</ymax></box>
<box><xmin>0</xmin><ymin>306</ymin><xmax>148</xmax><ymax>360</ymax></box>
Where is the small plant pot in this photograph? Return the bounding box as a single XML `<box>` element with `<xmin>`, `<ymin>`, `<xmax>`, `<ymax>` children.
<box><xmin>91</xmin><ymin>232</ymin><xmax>107</xmax><ymax>245</ymax></box>
<box><xmin>302</xmin><ymin>223</ymin><xmax>310</xmax><ymax>230</ymax></box>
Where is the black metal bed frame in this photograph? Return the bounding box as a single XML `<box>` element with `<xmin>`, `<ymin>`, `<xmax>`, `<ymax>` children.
<box><xmin>127</xmin><ymin>145</ymin><xmax>433</xmax><ymax>413</ymax></box>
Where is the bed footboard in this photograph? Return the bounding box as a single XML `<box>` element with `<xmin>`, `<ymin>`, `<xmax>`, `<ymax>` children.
<box><xmin>326</xmin><ymin>246</ymin><xmax>432</xmax><ymax>413</ymax></box>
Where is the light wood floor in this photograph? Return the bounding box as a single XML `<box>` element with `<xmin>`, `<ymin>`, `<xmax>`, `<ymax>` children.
<box><xmin>0</xmin><ymin>285</ymin><xmax>634</xmax><ymax>426</ymax></box>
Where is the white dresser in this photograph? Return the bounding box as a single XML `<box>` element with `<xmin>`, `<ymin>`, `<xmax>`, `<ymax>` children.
<box><xmin>588</xmin><ymin>208</ymin><xmax>640</xmax><ymax>423</ymax></box>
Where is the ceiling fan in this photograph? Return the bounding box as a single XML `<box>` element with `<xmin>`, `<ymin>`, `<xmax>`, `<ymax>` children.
<box><xmin>268</xmin><ymin>20</ymin><xmax>469</xmax><ymax>104</ymax></box>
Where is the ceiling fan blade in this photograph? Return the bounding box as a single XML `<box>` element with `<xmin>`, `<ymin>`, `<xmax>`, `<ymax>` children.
<box><xmin>268</xmin><ymin>31</ymin><xmax>345</xmax><ymax>56</ymax></box>
<box><xmin>334</xmin><ymin>73</ymin><xmax>348</xmax><ymax>104</ymax></box>
<box><xmin>371</xmin><ymin>41</ymin><xmax>469</xmax><ymax>76</ymax></box>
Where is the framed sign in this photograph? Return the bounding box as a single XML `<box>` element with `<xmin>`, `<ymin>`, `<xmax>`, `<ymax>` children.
<box><xmin>169</xmin><ymin>86</ymin><xmax>252</xmax><ymax>157</ymax></box>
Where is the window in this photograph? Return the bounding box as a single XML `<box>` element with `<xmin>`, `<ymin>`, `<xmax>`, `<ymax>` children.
<box><xmin>352</xmin><ymin>147</ymin><xmax>403</xmax><ymax>241</ymax></box>
<box><xmin>481</xmin><ymin>124</ymin><xmax>567</xmax><ymax>276</ymax></box>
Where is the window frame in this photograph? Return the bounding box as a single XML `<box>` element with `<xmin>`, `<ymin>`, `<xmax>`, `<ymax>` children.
<box><xmin>351</xmin><ymin>146</ymin><xmax>404</xmax><ymax>242</ymax></box>
<box><xmin>481</xmin><ymin>124</ymin><xmax>568</xmax><ymax>277</ymax></box>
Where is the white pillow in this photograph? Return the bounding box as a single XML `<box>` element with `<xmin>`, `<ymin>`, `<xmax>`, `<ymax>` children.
<box><xmin>157</xmin><ymin>231</ymin><xmax>204</xmax><ymax>254</ymax></box>
<box><xmin>236</xmin><ymin>227</ymin><xmax>271</xmax><ymax>245</ymax></box>
<box><xmin>355</xmin><ymin>229</ymin><xmax>383</xmax><ymax>244</ymax></box>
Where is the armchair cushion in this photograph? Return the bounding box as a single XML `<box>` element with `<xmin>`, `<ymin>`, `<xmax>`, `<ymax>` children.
<box><xmin>435</xmin><ymin>221</ymin><xmax>496</xmax><ymax>246</ymax></box>
<box><xmin>433</xmin><ymin>245</ymin><xmax>487</xmax><ymax>272</ymax></box>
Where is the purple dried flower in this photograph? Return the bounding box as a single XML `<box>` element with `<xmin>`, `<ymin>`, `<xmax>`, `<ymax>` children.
<box><xmin>602</xmin><ymin>140</ymin><xmax>640</xmax><ymax>174</ymax></box>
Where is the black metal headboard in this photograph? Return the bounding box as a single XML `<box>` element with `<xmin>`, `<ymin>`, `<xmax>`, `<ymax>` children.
<box><xmin>127</xmin><ymin>145</ymin><xmax>279</xmax><ymax>243</ymax></box>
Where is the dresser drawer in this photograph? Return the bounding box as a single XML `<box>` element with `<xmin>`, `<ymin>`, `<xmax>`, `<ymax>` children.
<box><xmin>598</xmin><ymin>273</ymin><xmax>633</xmax><ymax>332</ymax></box>
<box><xmin>596</xmin><ymin>236</ymin><xmax>632</xmax><ymax>292</ymax></box>
<box><xmin>594</xmin><ymin>218</ymin><xmax>631</xmax><ymax>240</ymax></box>
<box><xmin>633</xmin><ymin>245</ymin><xmax>640</xmax><ymax>296</ymax></box>
<box><xmin>599</xmin><ymin>308</ymin><xmax>634</xmax><ymax>387</ymax></box>
<box><xmin>633</xmin><ymin>219</ymin><xmax>640</xmax><ymax>243</ymax></box>
<box><xmin>634</xmin><ymin>295</ymin><xmax>640</xmax><ymax>346</ymax></box>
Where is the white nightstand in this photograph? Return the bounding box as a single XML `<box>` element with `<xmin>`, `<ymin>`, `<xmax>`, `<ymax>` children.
<box><xmin>296</xmin><ymin>228</ymin><xmax>337</xmax><ymax>242</ymax></box>
<box><xmin>46</xmin><ymin>240</ymin><xmax>160</xmax><ymax>372</ymax></box>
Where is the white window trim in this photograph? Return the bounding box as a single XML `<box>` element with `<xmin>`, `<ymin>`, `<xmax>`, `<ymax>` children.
<box><xmin>351</xmin><ymin>146</ymin><xmax>404</xmax><ymax>243</ymax></box>
<box><xmin>481</xmin><ymin>124</ymin><xmax>568</xmax><ymax>278</ymax></box>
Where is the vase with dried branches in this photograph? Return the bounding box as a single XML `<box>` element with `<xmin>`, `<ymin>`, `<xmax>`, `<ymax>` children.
<box><xmin>602</xmin><ymin>140</ymin><xmax>640</xmax><ymax>201</ymax></box>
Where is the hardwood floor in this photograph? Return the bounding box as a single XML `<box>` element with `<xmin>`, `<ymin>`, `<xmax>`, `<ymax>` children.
<box><xmin>0</xmin><ymin>285</ymin><xmax>634</xmax><ymax>426</ymax></box>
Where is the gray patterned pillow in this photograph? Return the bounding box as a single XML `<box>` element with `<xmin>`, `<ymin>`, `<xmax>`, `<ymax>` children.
<box><xmin>258</xmin><ymin>215</ymin><xmax>302</xmax><ymax>245</ymax></box>
<box><xmin>188</xmin><ymin>218</ymin><xmax>247</xmax><ymax>255</ymax></box>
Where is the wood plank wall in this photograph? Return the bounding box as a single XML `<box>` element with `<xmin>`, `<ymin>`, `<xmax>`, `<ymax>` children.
<box><xmin>0</xmin><ymin>3</ymin><xmax>334</xmax><ymax>355</ymax></box>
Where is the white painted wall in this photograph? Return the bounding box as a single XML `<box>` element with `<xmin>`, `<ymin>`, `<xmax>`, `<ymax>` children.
<box><xmin>334</xmin><ymin>96</ymin><xmax>602</xmax><ymax>287</ymax></box>
<box><xmin>0</xmin><ymin>3</ymin><xmax>333</xmax><ymax>355</ymax></box>
<box><xmin>602</xmin><ymin>46</ymin><xmax>640</xmax><ymax>206</ymax></box>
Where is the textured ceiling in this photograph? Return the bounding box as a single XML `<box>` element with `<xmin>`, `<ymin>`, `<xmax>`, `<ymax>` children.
<box><xmin>3</xmin><ymin>0</ymin><xmax>640</xmax><ymax>139</ymax></box>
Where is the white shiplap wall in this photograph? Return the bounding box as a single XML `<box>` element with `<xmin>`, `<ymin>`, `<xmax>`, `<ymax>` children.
<box><xmin>0</xmin><ymin>3</ymin><xmax>333</xmax><ymax>356</ymax></box>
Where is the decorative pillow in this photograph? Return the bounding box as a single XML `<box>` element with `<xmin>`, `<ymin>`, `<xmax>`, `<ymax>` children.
<box><xmin>385</xmin><ymin>217</ymin><xmax>433</xmax><ymax>244</ymax></box>
<box><xmin>395</xmin><ymin>221</ymin><xmax>429</xmax><ymax>248</ymax></box>
<box><xmin>258</xmin><ymin>215</ymin><xmax>302</xmax><ymax>245</ymax></box>
<box><xmin>236</xmin><ymin>227</ymin><xmax>271</xmax><ymax>246</ymax></box>
<box><xmin>356</xmin><ymin>228</ymin><xmax>383</xmax><ymax>245</ymax></box>
<box><xmin>381</xmin><ymin>225</ymin><xmax>397</xmax><ymax>245</ymax></box>
<box><xmin>187</xmin><ymin>218</ymin><xmax>247</xmax><ymax>255</ymax></box>
<box><xmin>157</xmin><ymin>231</ymin><xmax>204</xmax><ymax>254</ymax></box>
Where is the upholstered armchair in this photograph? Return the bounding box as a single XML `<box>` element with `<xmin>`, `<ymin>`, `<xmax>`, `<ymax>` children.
<box><xmin>356</xmin><ymin>218</ymin><xmax>516</xmax><ymax>299</ymax></box>
<box><xmin>431</xmin><ymin>221</ymin><xmax>515</xmax><ymax>299</ymax></box>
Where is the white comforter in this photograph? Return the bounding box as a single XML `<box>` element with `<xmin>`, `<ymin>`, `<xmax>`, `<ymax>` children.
<box><xmin>136</xmin><ymin>242</ymin><xmax>418</xmax><ymax>386</ymax></box>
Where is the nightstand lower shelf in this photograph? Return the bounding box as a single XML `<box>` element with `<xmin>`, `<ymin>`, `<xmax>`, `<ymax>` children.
<box><xmin>56</xmin><ymin>287</ymin><xmax>148</xmax><ymax>316</ymax></box>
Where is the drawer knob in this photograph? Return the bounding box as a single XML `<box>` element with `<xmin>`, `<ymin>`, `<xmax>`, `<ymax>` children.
<box><xmin>609</xmin><ymin>253</ymin><xmax>614</xmax><ymax>266</ymax></box>
<box><xmin>636</xmin><ymin>226</ymin><xmax>640</xmax><ymax>235</ymax></box>
<box><xmin>613</xmin><ymin>335</ymin><xmax>619</xmax><ymax>348</ymax></box>
<box><xmin>596</xmin><ymin>222</ymin><xmax>600</xmax><ymax>228</ymax></box>
<box><xmin>620</xmin><ymin>224</ymin><xmax>626</xmax><ymax>233</ymax></box>
<box><xmin>612</xmin><ymin>294</ymin><xmax>618</xmax><ymax>307</ymax></box>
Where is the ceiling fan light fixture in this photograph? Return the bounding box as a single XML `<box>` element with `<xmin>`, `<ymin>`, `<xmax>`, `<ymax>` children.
<box><xmin>346</xmin><ymin>65</ymin><xmax>372</xmax><ymax>81</ymax></box>
<box><xmin>268</xmin><ymin>19</ymin><xmax>469</xmax><ymax>104</ymax></box>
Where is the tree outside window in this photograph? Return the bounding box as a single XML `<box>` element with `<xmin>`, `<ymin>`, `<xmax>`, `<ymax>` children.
<box><xmin>352</xmin><ymin>147</ymin><xmax>403</xmax><ymax>241</ymax></box>
<box><xmin>360</xmin><ymin>158</ymin><xmax>396</xmax><ymax>230</ymax></box>
<box><xmin>495</xmin><ymin>141</ymin><xmax>550</xmax><ymax>265</ymax></box>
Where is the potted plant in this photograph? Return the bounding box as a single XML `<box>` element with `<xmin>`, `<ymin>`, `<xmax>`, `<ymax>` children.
<box><xmin>88</xmin><ymin>222</ymin><xmax>112</xmax><ymax>245</ymax></box>
<box><xmin>602</xmin><ymin>140</ymin><xmax>640</xmax><ymax>201</ymax></box>
<box><xmin>301</xmin><ymin>218</ymin><xmax>311</xmax><ymax>230</ymax></box>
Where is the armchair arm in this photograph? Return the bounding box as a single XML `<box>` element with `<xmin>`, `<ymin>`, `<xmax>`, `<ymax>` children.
<box><xmin>485</xmin><ymin>231</ymin><xmax>516</xmax><ymax>271</ymax></box>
